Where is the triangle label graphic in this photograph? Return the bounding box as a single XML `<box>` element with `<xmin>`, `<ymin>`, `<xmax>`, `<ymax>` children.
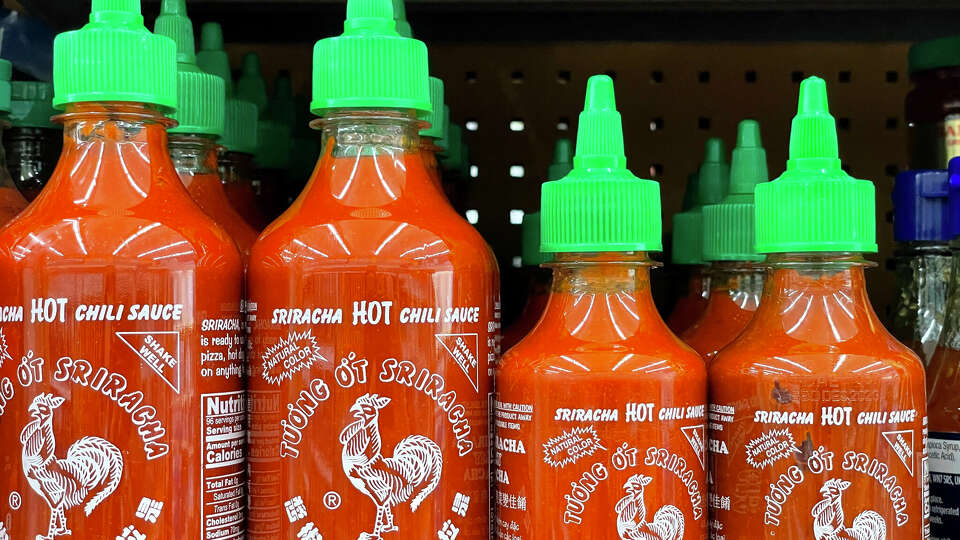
<box><xmin>116</xmin><ymin>331</ymin><xmax>181</xmax><ymax>394</ymax></box>
<box><xmin>681</xmin><ymin>424</ymin><xmax>706</xmax><ymax>470</ymax></box>
<box><xmin>435</xmin><ymin>333</ymin><xmax>479</xmax><ymax>392</ymax></box>
<box><xmin>882</xmin><ymin>429</ymin><xmax>915</xmax><ymax>476</ymax></box>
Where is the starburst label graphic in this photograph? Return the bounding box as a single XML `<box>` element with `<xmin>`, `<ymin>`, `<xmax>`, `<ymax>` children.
<box><xmin>745</xmin><ymin>428</ymin><xmax>798</xmax><ymax>470</ymax></box>
<box><xmin>542</xmin><ymin>425</ymin><xmax>606</xmax><ymax>468</ymax></box>
<box><xmin>261</xmin><ymin>329</ymin><xmax>326</xmax><ymax>385</ymax></box>
<box><xmin>0</xmin><ymin>328</ymin><xmax>10</xmax><ymax>367</ymax></box>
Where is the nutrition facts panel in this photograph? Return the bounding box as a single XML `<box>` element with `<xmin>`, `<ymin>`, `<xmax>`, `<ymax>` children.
<box><xmin>202</xmin><ymin>391</ymin><xmax>247</xmax><ymax>539</ymax></box>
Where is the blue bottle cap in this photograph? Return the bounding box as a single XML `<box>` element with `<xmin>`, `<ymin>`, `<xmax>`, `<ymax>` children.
<box><xmin>893</xmin><ymin>168</ymin><xmax>950</xmax><ymax>242</ymax></box>
<box><xmin>950</xmin><ymin>158</ymin><xmax>960</xmax><ymax>238</ymax></box>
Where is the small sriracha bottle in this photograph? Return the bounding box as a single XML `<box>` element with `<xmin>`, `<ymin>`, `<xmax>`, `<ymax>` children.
<box><xmin>709</xmin><ymin>77</ymin><xmax>928</xmax><ymax>538</ymax></box>
<box><xmin>496</xmin><ymin>75</ymin><xmax>707</xmax><ymax>539</ymax></box>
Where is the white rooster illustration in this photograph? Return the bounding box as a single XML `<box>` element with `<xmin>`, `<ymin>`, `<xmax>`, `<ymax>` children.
<box><xmin>812</xmin><ymin>478</ymin><xmax>886</xmax><ymax>540</ymax></box>
<box><xmin>339</xmin><ymin>393</ymin><xmax>443</xmax><ymax>540</ymax></box>
<box><xmin>615</xmin><ymin>473</ymin><xmax>685</xmax><ymax>540</ymax></box>
<box><xmin>19</xmin><ymin>393</ymin><xmax>124</xmax><ymax>540</ymax></box>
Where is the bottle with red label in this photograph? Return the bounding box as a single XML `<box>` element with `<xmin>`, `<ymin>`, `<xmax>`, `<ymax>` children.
<box><xmin>709</xmin><ymin>77</ymin><xmax>928</xmax><ymax>539</ymax></box>
<box><xmin>667</xmin><ymin>139</ymin><xmax>729</xmax><ymax>334</ymax></box>
<box><xmin>246</xmin><ymin>0</ymin><xmax>499</xmax><ymax>538</ymax></box>
<box><xmin>681</xmin><ymin>120</ymin><xmax>768</xmax><ymax>363</ymax></box>
<box><xmin>155</xmin><ymin>0</ymin><xmax>258</xmax><ymax>258</ymax></box>
<box><xmin>0</xmin><ymin>1</ymin><xmax>245</xmax><ymax>538</ymax></box>
<box><xmin>195</xmin><ymin>21</ymin><xmax>269</xmax><ymax>231</ymax></box>
<box><xmin>496</xmin><ymin>75</ymin><xmax>707</xmax><ymax>540</ymax></box>
<box><xmin>0</xmin><ymin>59</ymin><xmax>30</xmax><ymax>224</ymax></box>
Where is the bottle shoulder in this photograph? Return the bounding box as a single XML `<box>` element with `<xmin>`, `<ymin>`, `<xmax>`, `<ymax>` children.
<box><xmin>249</xmin><ymin>202</ymin><xmax>497</xmax><ymax>276</ymax></box>
<box><xmin>0</xmin><ymin>190</ymin><xmax>242</xmax><ymax>272</ymax></box>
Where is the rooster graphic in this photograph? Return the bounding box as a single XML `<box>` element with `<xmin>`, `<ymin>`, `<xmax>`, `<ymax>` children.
<box><xmin>339</xmin><ymin>393</ymin><xmax>442</xmax><ymax>540</ymax></box>
<box><xmin>615</xmin><ymin>474</ymin><xmax>685</xmax><ymax>540</ymax></box>
<box><xmin>812</xmin><ymin>478</ymin><xmax>886</xmax><ymax>540</ymax></box>
<box><xmin>19</xmin><ymin>393</ymin><xmax>124</xmax><ymax>540</ymax></box>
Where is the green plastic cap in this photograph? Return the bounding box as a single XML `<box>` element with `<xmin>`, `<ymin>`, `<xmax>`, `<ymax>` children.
<box><xmin>755</xmin><ymin>76</ymin><xmax>876</xmax><ymax>253</ymax></box>
<box><xmin>442</xmin><ymin>122</ymin><xmax>464</xmax><ymax>171</ymax></box>
<box><xmin>271</xmin><ymin>71</ymin><xmax>297</xmax><ymax>127</ymax></box>
<box><xmin>195</xmin><ymin>22</ymin><xmax>257</xmax><ymax>153</ymax></box>
<box><xmin>0</xmin><ymin>60</ymin><xmax>13</xmax><ymax>113</ymax></box>
<box><xmin>155</xmin><ymin>0</ymin><xmax>224</xmax><ymax>136</ymax></box>
<box><xmin>53</xmin><ymin>0</ymin><xmax>176</xmax><ymax>110</ymax></box>
<box><xmin>437</xmin><ymin>105</ymin><xmax>451</xmax><ymax>155</ymax></box>
<box><xmin>547</xmin><ymin>138</ymin><xmax>573</xmax><ymax>181</ymax></box>
<box><xmin>393</xmin><ymin>0</ymin><xmax>413</xmax><ymax>38</ymax></box>
<box><xmin>311</xmin><ymin>0</ymin><xmax>431</xmax><ymax>116</ymax></box>
<box><xmin>909</xmin><ymin>35</ymin><xmax>960</xmax><ymax>74</ymax></box>
<box><xmin>421</xmin><ymin>77</ymin><xmax>444</xmax><ymax>139</ymax></box>
<box><xmin>521</xmin><ymin>211</ymin><xmax>549</xmax><ymax>266</ymax></box>
<box><xmin>10</xmin><ymin>82</ymin><xmax>58</xmax><ymax>128</ymax></box>
<box><xmin>680</xmin><ymin>172</ymin><xmax>699</xmax><ymax>211</ymax></box>
<box><xmin>672</xmin><ymin>140</ymin><xmax>729</xmax><ymax>264</ymax></box>
<box><xmin>703</xmin><ymin>120</ymin><xmax>768</xmax><ymax>261</ymax></box>
<box><xmin>237</xmin><ymin>53</ymin><xmax>268</xmax><ymax>113</ymax></box>
<box><xmin>540</xmin><ymin>75</ymin><xmax>661</xmax><ymax>253</ymax></box>
<box><xmin>236</xmin><ymin>52</ymin><xmax>291</xmax><ymax>168</ymax></box>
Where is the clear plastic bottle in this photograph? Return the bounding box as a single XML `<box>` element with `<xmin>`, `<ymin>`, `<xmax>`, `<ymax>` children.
<box><xmin>0</xmin><ymin>2</ymin><xmax>244</xmax><ymax>537</ymax></box>
<box><xmin>890</xmin><ymin>168</ymin><xmax>952</xmax><ymax>364</ymax></box>
<box><xmin>497</xmin><ymin>75</ymin><xmax>706</xmax><ymax>539</ymax></box>
<box><xmin>195</xmin><ymin>21</ymin><xmax>269</xmax><ymax>231</ymax></box>
<box><xmin>6</xmin><ymin>81</ymin><xmax>61</xmax><ymax>201</ymax></box>
<box><xmin>246</xmin><ymin>2</ymin><xmax>499</xmax><ymax>537</ymax></box>
<box><xmin>709</xmin><ymin>77</ymin><xmax>927</xmax><ymax>538</ymax></box>
<box><xmin>681</xmin><ymin>120</ymin><xmax>768</xmax><ymax>363</ymax></box>
<box><xmin>0</xmin><ymin>60</ymin><xmax>29</xmax><ymax>224</ymax></box>
<box><xmin>906</xmin><ymin>36</ymin><xmax>960</xmax><ymax>169</ymax></box>
<box><xmin>155</xmin><ymin>0</ymin><xmax>258</xmax><ymax>258</ymax></box>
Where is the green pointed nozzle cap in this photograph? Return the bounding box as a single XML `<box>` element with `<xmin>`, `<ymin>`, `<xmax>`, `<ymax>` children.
<box><xmin>540</xmin><ymin>75</ymin><xmax>662</xmax><ymax>253</ymax></box>
<box><xmin>697</xmin><ymin>138</ymin><xmax>730</xmax><ymax>206</ymax></box>
<box><xmin>195</xmin><ymin>22</ymin><xmax>256</xmax><ymax>153</ymax></box>
<box><xmin>53</xmin><ymin>0</ymin><xmax>177</xmax><ymax>110</ymax></box>
<box><xmin>0</xmin><ymin>60</ymin><xmax>12</xmax><ymax>114</ymax></box>
<box><xmin>755</xmin><ymin>76</ymin><xmax>876</xmax><ymax>253</ymax></box>
<box><xmin>441</xmin><ymin>122</ymin><xmax>463</xmax><ymax>171</ymax></box>
<box><xmin>237</xmin><ymin>53</ymin><xmax>268</xmax><ymax>113</ymax></box>
<box><xmin>393</xmin><ymin>0</ymin><xmax>413</xmax><ymax>38</ymax></box>
<box><xmin>420</xmin><ymin>77</ymin><xmax>444</xmax><ymax>139</ymax></box>
<box><xmin>703</xmin><ymin>120</ymin><xmax>769</xmax><ymax>261</ymax></box>
<box><xmin>679</xmin><ymin>172</ymin><xmax>699</xmax><ymax>211</ymax></box>
<box><xmin>547</xmin><ymin>138</ymin><xmax>573</xmax><ymax>181</ymax></box>
<box><xmin>311</xmin><ymin>0</ymin><xmax>430</xmax><ymax>116</ymax></box>
<box><xmin>155</xmin><ymin>0</ymin><xmax>224</xmax><ymax>136</ymax></box>
<box><xmin>521</xmin><ymin>211</ymin><xmax>550</xmax><ymax>266</ymax></box>
<box><xmin>271</xmin><ymin>71</ymin><xmax>297</xmax><ymax>128</ymax></box>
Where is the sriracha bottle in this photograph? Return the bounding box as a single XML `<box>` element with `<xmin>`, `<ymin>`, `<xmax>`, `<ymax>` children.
<box><xmin>709</xmin><ymin>77</ymin><xmax>928</xmax><ymax>538</ymax></box>
<box><xmin>246</xmin><ymin>0</ymin><xmax>499</xmax><ymax>537</ymax></box>
<box><xmin>496</xmin><ymin>75</ymin><xmax>707</xmax><ymax>539</ymax></box>
<box><xmin>0</xmin><ymin>59</ymin><xmax>29</xmax><ymax>224</ymax></box>
<box><xmin>681</xmin><ymin>120</ymin><xmax>768</xmax><ymax>363</ymax></box>
<box><xmin>195</xmin><ymin>22</ymin><xmax>269</xmax><ymax>231</ymax></box>
<box><xmin>6</xmin><ymin>81</ymin><xmax>62</xmax><ymax>202</ymax></box>
<box><xmin>155</xmin><ymin>0</ymin><xmax>258</xmax><ymax>258</ymax></box>
<box><xmin>0</xmin><ymin>1</ymin><xmax>245</xmax><ymax>538</ymax></box>
<box><xmin>667</xmin><ymin>139</ymin><xmax>729</xmax><ymax>334</ymax></box>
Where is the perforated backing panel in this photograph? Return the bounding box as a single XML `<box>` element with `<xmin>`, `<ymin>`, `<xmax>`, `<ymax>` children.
<box><xmin>230</xmin><ymin>41</ymin><xmax>912</xmax><ymax>314</ymax></box>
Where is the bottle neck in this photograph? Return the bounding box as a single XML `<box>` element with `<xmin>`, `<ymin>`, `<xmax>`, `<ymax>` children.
<box><xmin>752</xmin><ymin>252</ymin><xmax>881</xmax><ymax>344</ymax></box>
<box><xmin>220</xmin><ymin>150</ymin><xmax>255</xmax><ymax>186</ymax></box>
<box><xmin>936</xmin><ymin>247</ymin><xmax>960</xmax><ymax>350</ymax></box>
<box><xmin>540</xmin><ymin>252</ymin><xmax>664</xmax><ymax>343</ymax></box>
<box><xmin>169</xmin><ymin>134</ymin><xmax>220</xmax><ymax>188</ymax></box>
<box><xmin>0</xmin><ymin>121</ymin><xmax>16</xmax><ymax>190</ymax></box>
<box><xmin>303</xmin><ymin>110</ymin><xmax>441</xmax><ymax>209</ymax></box>
<box><xmin>45</xmin><ymin>102</ymin><xmax>176</xmax><ymax>209</ymax></box>
<box><xmin>705</xmin><ymin>260</ymin><xmax>765</xmax><ymax>311</ymax></box>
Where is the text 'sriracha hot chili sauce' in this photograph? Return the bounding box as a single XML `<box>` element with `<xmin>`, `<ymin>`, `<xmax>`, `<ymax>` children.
<box><xmin>155</xmin><ymin>0</ymin><xmax>258</xmax><ymax>259</ymax></box>
<box><xmin>496</xmin><ymin>75</ymin><xmax>707</xmax><ymax>540</ymax></box>
<box><xmin>0</xmin><ymin>60</ymin><xmax>30</xmax><ymax>225</ymax></box>
<box><xmin>195</xmin><ymin>22</ymin><xmax>269</xmax><ymax>232</ymax></box>
<box><xmin>925</xmin><ymin>157</ymin><xmax>960</xmax><ymax>539</ymax></box>
<box><xmin>6</xmin><ymin>81</ymin><xmax>63</xmax><ymax>202</ymax></box>
<box><xmin>0</xmin><ymin>1</ymin><xmax>246</xmax><ymax>538</ymax></box>
<box><xmin>502</xmin><ymin>139</ymin><xmax>571</xmax><ymax>351</ymax></box>
<box><xmin>709</xmin><ymin>77</ymin><xmax>929</xmax><ymax>539</ymax></box>
<box><xmin>681</xmin><ymin>120</ymin><xmax>768</xmax><ymax>364</ymax></box>
<box><xmin>667</xmin><ymin>139</ymin><xmax>729</xmax><ymax>334</ymax></box>
<box><xmin>246</xmin><ymin>0</ymin><xmax>499</xmax><ymax>537</ymax></box>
